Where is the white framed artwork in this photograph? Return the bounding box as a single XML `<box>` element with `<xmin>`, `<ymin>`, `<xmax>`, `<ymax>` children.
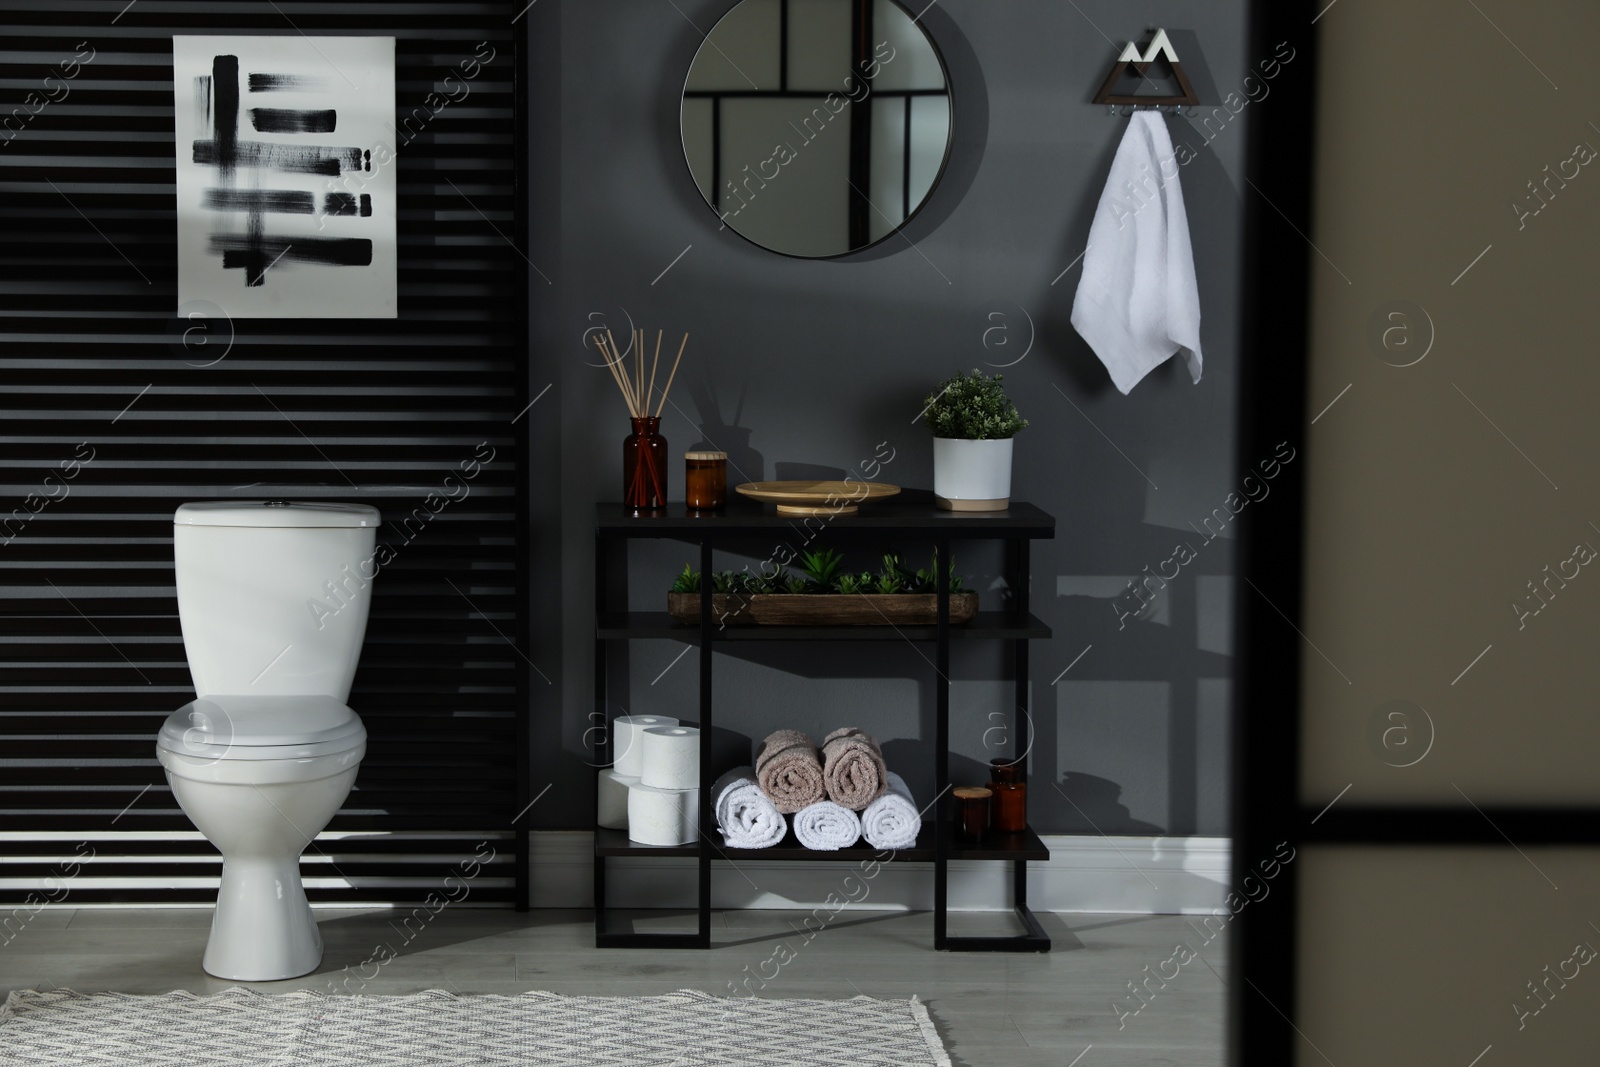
<box><xmin>173</xmin><ymin>36</ymin><xmax>396</xmax><ymax>318</ymax></box>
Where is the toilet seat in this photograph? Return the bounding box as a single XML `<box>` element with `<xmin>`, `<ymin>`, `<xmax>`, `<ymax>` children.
<box><xmin>158</xmin><ymin>695</ymin><xmax>366</xmax><ymax>761</ymax></box>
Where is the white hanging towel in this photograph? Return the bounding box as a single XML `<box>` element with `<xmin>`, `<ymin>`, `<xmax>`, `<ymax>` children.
<box><xmin>1070</xmin><ymin>110</ymin><xmax>1203</xmax><ymax>396</ymax></box>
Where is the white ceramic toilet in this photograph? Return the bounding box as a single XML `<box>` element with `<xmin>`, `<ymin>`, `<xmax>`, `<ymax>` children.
<box><xmin>156</xmin><ymin>500</ymin><xmax>379</xmax><ymax>981</ymax></box>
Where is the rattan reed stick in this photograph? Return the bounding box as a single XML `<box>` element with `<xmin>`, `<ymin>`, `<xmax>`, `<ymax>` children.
<box><xmin>654</xmin><ymin>332</ymin><xmax>689</xmax><ymax>418</ymax></box>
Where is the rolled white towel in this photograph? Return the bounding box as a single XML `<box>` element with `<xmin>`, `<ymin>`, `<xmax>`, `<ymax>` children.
<box><xmin>713</xmin><ymin>766</ymin><xmax>787</xmax><ymax>849</ymax></box>
<box><xmin>792</xmin><ymin>799</ymin><xmax>861</xmax><ymax>851</ymax></box>
<box><xmin>861</xmin><ymin>771</ymin><xmax>921</xmax><ymax>851</ymax></box>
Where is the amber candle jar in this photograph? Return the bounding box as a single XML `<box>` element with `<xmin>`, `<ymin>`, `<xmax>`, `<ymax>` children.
<box><xmin>988</xmin><ymin>758</ymin><xmax>1027</xmax><ymax>833</ymax></box>
<box><xmin>953</xmin><ymin>786</ymin><xmax>993</xmax><ymax>841</ymax></box>
<box><xmin>684</xmin><ymin>450</ymin><xmax>727</xmax><ymax>511</ymax></box>
<box><xmin>623</xmin><ymin>416</ymin><xmax>667</xmax><ymax>511</ymax></box>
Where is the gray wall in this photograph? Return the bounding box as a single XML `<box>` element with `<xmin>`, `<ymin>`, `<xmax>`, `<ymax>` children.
<box><xmin>524</xmin><ymin>0</ymin><xmax>1254</xmax><ymax>836</ymax></box>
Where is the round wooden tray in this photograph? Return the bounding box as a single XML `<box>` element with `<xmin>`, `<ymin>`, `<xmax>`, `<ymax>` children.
<box><xmin>734</xmin><ymin>480</ymin><xmax>901</xmax><ymax>516</ymax></box>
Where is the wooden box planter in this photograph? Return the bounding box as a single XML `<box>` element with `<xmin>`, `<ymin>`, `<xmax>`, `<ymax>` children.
<box><xmin>667</xmin><ymin>591</ymin><xmax>979</xmax><ymax>626</ymax></box>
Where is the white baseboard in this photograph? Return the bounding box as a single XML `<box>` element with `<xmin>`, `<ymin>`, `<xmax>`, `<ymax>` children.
<box><xmin>535</xmin><ymin>832</ymin><xmax>1231</xmax><ymax>915</ymax></box>
<box><xmin>0</xmin><ymin>832</ymin><xmax>1231</xmax><ymax>914</ymax></box>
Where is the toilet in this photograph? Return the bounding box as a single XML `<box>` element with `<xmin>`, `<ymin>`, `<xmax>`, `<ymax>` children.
<box><xmin>156</xmin><ymin>500</ymin><xmax>379</xmax><ymax>981</ymax></box>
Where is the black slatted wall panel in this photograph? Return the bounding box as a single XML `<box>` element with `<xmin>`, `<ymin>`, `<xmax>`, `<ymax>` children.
<box><xmin>0</xmin><ymin>1</ymin><xmax>529</xmax><ymax>905</ymax></box>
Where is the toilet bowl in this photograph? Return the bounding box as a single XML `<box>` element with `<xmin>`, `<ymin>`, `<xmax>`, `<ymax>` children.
<box><xmin>159</xmin><ymin>500</ymin><xmax>380</xmax><ymax>981</ymax></box>
<box><xmin>158</xmin><ymin>696</ymin><xmax>366</xmax><ymax>980</ymax></box>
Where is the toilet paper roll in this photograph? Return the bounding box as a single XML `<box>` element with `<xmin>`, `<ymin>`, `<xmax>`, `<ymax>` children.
<box><xmin>597</xmin><ymin>769</ymin><xmax>636</xmax><ymax>830</ymax></box>
<box><xmin>627</xmin><ymin>782</ymin><xmax>700</xmax><ymax>846</ymax></box>
<box><xmin>640</xmin><ymin>725</ymin><xmax>700</xmax><ymax>790</ymax></box>
<box><xmin>613</xmin><ymin>714</ymin><xmax>679</xmax><ymax>777</ymax></box>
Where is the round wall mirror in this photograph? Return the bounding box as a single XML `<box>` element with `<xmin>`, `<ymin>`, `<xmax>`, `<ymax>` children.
<box><xmin>680</xmin><ymin>0</ymin><xmax>953</xmax><ymax>259</ymax></box>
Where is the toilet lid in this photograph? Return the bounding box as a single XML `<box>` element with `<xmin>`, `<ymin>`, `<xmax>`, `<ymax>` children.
<box><xmin>158</xmin><ymin>695</ymin><xmax>365</xmax><ymax>760</ymax></box>
<box><xmin>174</xmin><ymin>500</ymin><xmax>380</xmax><ymax>528</ymax></box>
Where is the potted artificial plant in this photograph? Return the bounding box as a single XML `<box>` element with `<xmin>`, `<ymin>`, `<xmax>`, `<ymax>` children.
<box><xmin>924</xmin><ymin>369</ymin><xmax>1028</xmax><ymax>511</ymax></box>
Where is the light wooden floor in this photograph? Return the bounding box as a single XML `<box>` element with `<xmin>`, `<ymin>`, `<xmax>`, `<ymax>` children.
<box><xmin>0</xmin><ymin>908</ymin><xmax>1226</xmax><ymax>1066</ymax></box>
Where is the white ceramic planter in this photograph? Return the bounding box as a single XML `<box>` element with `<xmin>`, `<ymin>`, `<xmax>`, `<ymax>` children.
<box><xmin>933</xmin><ymin>437</ymin><xmax>1014</xmax><ymax>511</ymax></box>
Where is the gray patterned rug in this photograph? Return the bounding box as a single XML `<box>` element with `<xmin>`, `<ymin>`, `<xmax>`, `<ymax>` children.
<box><xmin>0</xmin><ymin>987</ymin><xmax>952</xmax><ymax>1066</ymax></box>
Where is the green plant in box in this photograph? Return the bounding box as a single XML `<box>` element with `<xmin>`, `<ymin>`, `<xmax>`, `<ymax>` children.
<box><xmin>738</xmin><ymin>570</ymin><xmax>776</xmax><ymax>595</ymax></box>
<box><xmin>898</xmin><ymin>550</ymin><xmax>965</xmax><ymax>594</ymax></box>
<box><xmin>670</xmin><ymin>564</ymin><xmax>700</xmax><ymax>593</ymax></box>
<box><xmin>835</xmin><ymin>571</ymin><xmax>881</xmax><ymax>595</ymax></box>
<box><xmin>667</xmin><ymin>547</ymin><xmax>967</xmax><ymax>597</ymax></box>
<box><xmin>871</xmin><ymin>565</ymin><xmax>903</xmax><ymax>594</ymax></box>
<box><xmin>798</xmin><ymin>548</ymin><xmax>845</xmax><ymax>592</ymax></box>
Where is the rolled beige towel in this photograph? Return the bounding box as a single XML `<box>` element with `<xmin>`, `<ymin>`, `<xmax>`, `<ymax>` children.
<box><xmin>821</xmin><ymin>726</ymin><xmax>888</xmax><ymax>810</ymax></box>
<box><xmin>754</xmin><ymin>729</ymin><xmax>825</xmax><ymax>814</ymax></box>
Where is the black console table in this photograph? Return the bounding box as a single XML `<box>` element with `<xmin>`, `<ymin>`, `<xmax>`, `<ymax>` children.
<box><xmin>592</xmin><ymin>497</ymin><xmax>1055</xmax><ymax>951</ymax></box>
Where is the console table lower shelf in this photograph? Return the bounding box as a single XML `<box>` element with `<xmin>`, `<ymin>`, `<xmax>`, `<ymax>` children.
<box><xmin>593</xmin><ymin>825</ymin><xmax>1052</xmax><ymax>952</ymax></box>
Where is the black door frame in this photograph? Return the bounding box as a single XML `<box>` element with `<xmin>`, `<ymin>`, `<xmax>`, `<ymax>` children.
<box><xmin>1230</xmin><ymin>0</ymin><xmax>1318</xmax><ymax>1061</ymax></box>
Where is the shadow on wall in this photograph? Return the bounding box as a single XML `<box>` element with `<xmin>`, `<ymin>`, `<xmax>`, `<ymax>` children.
<box><xmin>1055</xmin><ymin>772</ymin><xmax>1165</xmax><ymax>835</ymax></box>
<box><xmin>1050</xmin><ymin>576</ymin><xmax>1232</xmax><ymax>838</ymax></box>
<box><xmin>684</xmin><ymin>371</ymin><xmax>765</xmax><ymax>483</ymax></box>
<box><xmin>774</xmin><ymin>462</ymin><xmax>845</xmax><ymax>481</ymax></box>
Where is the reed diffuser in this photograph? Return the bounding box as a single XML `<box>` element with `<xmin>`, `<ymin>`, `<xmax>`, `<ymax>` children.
<box><xmin>593</xmin><ymin>328</ymin><xmax>688</xmax><ymax>511</ymax></box>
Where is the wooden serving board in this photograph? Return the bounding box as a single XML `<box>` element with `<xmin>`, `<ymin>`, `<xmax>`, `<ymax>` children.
<box><xmin>733</xmin><ymin>480</ymin><xmax>900</xmax><ymax>516</ymax></box>
<box><xmin>667</xmin><ymin>591</ymin><xmax>977</xmax><ymax>626</ymax></box>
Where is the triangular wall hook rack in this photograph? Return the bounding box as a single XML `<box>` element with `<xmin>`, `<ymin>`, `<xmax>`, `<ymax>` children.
<box><xmin>1091</xmin><ymin>28</ymin><xmax>1199</xmax><ymax>108</ymax></box>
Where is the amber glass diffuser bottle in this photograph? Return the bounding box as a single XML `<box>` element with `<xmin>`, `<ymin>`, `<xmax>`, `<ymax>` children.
<box><xmin>623</xmin><ymin>416</ymin><xmax>667</xmax><ymax>510</ymax></box>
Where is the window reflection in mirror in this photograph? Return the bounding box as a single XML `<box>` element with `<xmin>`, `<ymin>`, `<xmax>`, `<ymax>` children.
<box><xmin>681</xmin><ymin>0</ymin><xmax>952</xmax><ymax>258</ymax></box>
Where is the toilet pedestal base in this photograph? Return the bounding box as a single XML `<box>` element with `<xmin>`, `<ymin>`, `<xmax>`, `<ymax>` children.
<box><xmin>203</xmin><ymin>856</ymin><xmax>322</xmax><ymax>981</ymax></box>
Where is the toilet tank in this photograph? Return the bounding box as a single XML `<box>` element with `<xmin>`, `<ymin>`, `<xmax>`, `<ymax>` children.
<box><xmin>174</xmin><ymin>501</ymin><xmax>381</xmax><ymax>701</ymax></box>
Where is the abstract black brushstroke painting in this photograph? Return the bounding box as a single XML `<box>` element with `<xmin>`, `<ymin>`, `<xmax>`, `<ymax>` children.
<box><xmin>247</xmin><ymin>72</ymin><xmax>329</xmax><ymax>93</ymax></box>
<box><xmin>249</xmin><ymin>108</ymin><xmax>338</xmax><ymax>134</ymax></box>
<box><xmin>202</xmin><ymin>189</ymin><xmax>316</xmax><ymax>215</ymax></box>
<box><xmin>174</xmin><ymin>36</ymin><xmax>396</xmax><ymax>318</ymax></box>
